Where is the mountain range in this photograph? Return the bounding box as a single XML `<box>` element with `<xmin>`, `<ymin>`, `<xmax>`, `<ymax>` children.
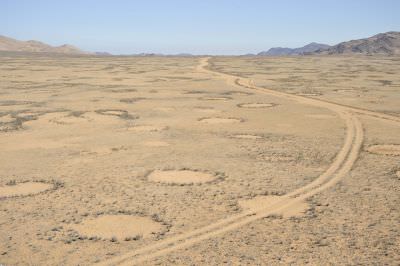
<box><xmin>0</xmin><ymin>31</ymin><xmax>399</xmax><ymax>56</ymax></box>
<box><xmin>258</xmin><ymin>31</ymin><xmax>400</xmax><ymax>56</ymax></box>
<box><xmin>313</xmin><ymin>31</ymin><xmax>400</xmax><ymax>55</ymax></box>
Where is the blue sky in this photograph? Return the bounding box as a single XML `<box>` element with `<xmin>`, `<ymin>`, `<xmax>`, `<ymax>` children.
<box><xmin>1</xmin><ymin>0</ymin><xmax>399</xmax><ymax>55</ymax></box>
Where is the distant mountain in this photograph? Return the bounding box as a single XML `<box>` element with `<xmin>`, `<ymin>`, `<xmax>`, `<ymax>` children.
<box><xmin>134</xmin><ymin>53</ymin><xmax>164</xmax><ymax>57</ymax></box>
<box><xmin>173</xmin><ymin>53</ymin><xmax>194</xmax><ymax>57</ymax></box>
<box><xmin>258</xmin><ymin>42</ymin><xmax>330</xmax><ymax>56</ymax></box>
<box><xmin>313</xmin><ymin>31</ymin><xmax>400</xmax><ymax>55</ymax></box>
<box><xmin>127</xmin><ymin>52</ymin><xmax>195</xmax><ymax>57</ymax></box>
<box><xmin>258</xmin><ymin>47</ymin><xmax>292</xmax><ymax>56</ymax></box>
<box><xmin>95</xmin><ymin>51</ymin><xmax>112</xmax><ymax>56</ymax></box>
<box><xmin>0</xmin><ymin>35</ymin><xmax>90</xmax><ymax>54</ymax></box>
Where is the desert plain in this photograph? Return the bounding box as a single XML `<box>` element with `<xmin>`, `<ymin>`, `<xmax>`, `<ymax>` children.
<box><xmin>0</xmin><ymin>53</ymin><xmax>399</xmax><ymax>265</ymax></box>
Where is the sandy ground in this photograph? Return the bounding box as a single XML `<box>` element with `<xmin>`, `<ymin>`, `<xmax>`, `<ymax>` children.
<box><xmin>0</xmin><ymin>54</ymin><xmax>399</xmax><ymax>265</ymax></box>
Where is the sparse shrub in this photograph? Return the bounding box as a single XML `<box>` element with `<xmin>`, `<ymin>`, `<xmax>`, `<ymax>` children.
<box><xmin>69</xmin><ymin>111</ymin><xmax>85</xmax><ymax>117</ymax></box>
<box><xmin>6</xmin><ymin>180</ymin><xmax>16</xmax><ymax>186</ymax></box>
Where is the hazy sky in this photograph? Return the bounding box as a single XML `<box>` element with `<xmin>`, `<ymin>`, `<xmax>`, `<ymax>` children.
<box><xmin>1</xmin><ymin>0</ymin><xmax>399</xmax><ymax>55</ymax></box>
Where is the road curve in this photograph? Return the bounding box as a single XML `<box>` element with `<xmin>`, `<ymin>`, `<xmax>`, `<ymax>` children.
<box><xmin>97</xmin><ymin>57</ymin><xmax>365</xmax><ymax>266</ymax></box>
<box><xmin>200</xmin><ymin>57</ymin><xmax>400</xmax><ymax>124</ymax></box>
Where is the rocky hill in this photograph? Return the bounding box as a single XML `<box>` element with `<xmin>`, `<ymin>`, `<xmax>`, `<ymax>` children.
<box><xmin>258</xmin><ymin>42</ymin><xmax>330</xmax><ymax>56</ymax></box>
<box><xmin>0</xmin><ymin>35</ymin><xmax>89</xmax><ymax>54</ymax></box>
<box><xmin>314</xmin><ymin>31</ymin><xmax>400</xmax><ymax>55</ymax></box>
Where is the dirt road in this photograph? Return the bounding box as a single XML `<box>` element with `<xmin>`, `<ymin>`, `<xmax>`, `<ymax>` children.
<box><xmin>98</xmin><ymin>57</ymin><xmax>366</xmax><ymax>265</ymax></box>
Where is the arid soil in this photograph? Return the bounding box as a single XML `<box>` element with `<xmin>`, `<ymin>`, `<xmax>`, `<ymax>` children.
<box><xmin>0</xmin><ymin>54</ymin><xmax>399</xmax><ymax>265</ymax></box>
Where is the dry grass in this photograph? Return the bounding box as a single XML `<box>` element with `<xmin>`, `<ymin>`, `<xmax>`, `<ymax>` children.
<box><xmin>0</xmin><ymin>54</ymin><xmax>399</xmax><ymax>265</ymax></box>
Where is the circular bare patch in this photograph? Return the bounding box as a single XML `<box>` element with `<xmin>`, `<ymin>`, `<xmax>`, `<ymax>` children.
<box><xmin>237</xmin><ymin>103</ymin><xmax>276</xmax><ymax>108</ymax></box>
<box><xmin>80</xmin><ymin>147</ymin><xmax>114</xmax><ymax>156</ymax></box>
<box><xmin>120</xmin><ymin>97</ymin><xmax>145</xmax><ymax>104</ymax></box>
<box><xmin>199</xmin><ymin>117</ymin><xmax>243</xmax><ymax>124</ymax></box>
<box><xmin>199</xmin><ymin>96</ymin><xmax>231</xmax><ymax>101</ymax></box>
<box><xmin>95</xmin><ymin>109</ymin><xmax>136</xmax><ymax>120</ymax></box>
<box><xmin>239</xmin><ymin>196</ymin><xmax>309</xmax><ymax>218</ymax></box>
<box><xmin>333</xmin><ymin>89</ymin><xmax>360</xmax><ymax>93</ymax></box>
<box><xmin>0</xmin><ymin>182</ymin><xmax>53</xmax><ymax>198</ymax></box>
<box><xmin>99</xmin><ymin>110</ymin><xmax>125</xmax><ymax>116</ymax></box>
<box><xmin>17</xmin><ymin>111</ymin><xmax>41</xmax><ymax>119</ymax></box>
<box><xmin>233</xmin><ymin>134</ymin><xmax>262</xmax><ymax>140</ymax></box>
<box><xmin>71</xmin><ymin>215</ymin><xmax>163</xmax><ymax>240</ymax></box>
<box><xmin>148</xmin><ymin>170</ymin><xmax>218</xmax><ymax>184</ymax></box>
<box><xmin>366</xmin><ymin>145</ymin><xmax>400</xmax><ymax>156</ymax></box>
<box><xmin>239</xmin><ymin>195</ymin><xmax>281</xmax><ymax>211</ymax></box>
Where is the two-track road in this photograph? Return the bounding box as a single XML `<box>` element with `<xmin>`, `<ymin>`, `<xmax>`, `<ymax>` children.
<box><xmin>98</xmin><ymin>56</ymin><xmax>399</xmax><ymax>265</ymax></box>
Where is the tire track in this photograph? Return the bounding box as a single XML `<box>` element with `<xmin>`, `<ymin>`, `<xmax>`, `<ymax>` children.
<box><xmin>98</xmin><ymin>57</ymin><xmax>364</xmax><ymax>266</ymax></box>
<box><xmin>202</xmin><ymin>57</ymin><xmax>400</xmax><ymax>124</ymax></box>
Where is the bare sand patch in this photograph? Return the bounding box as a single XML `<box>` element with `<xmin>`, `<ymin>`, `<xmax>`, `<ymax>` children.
<box><xmin>366</xmin><ymin>145</ymin><xmax>400</xmax><ymax>156</ymax></box>
<box><xmin>148</xmin><ymin>170</ymin><xmax>218</xmax><ymax>184</ymax></box>
<box><xmin>0</xmin><ymin>182</ymin><xmax>53</xmax><ymax>198</ymax></box>
<box><xmin>17</xmin><ymin>111</ymin><xmax>41</xmax><ymax>118</ymax></box>
<box><xmin>199</xmin><ymin>96</ymin><xmax>231</xmax><ymax>101</ymax></box>
<box><xmin>127</xmin><ymin>125</ymin><xmax>168</xmax><ymax>132</ymax></box>
<box><xmin>333</xmin><ymin>89</ymin><xmax>359</xmax><ymax>93</ymax></box>
<box><xmin>142</xmin><ymin>141</ymin><xmax>170</xmax><ymax>147</ymax></box>
<box><xmin>99</xmin><ymin>110</ymin><xmax>125</xmax><ymax>116</ymax></box>
<box><xmin>281</xmin><ymin>201</ymin><xmax>310</xmax><ymax>217</ymax></box>
<box><xmin>396</xmin><ymin>171</ymin><xmax>400</xmax><ymax>179</ymax></box>
<box><xmin>237</xmin><ymin>103</ymin><xmax>276</xmax><ymax>108</ymax></box>
<box><xmin>120</xmin><ymin>97</ymin><xmax>145</xmax><ymax>104</ymax></box>
<box><xmin>232</xmin><ymin>134</ymin><xmax>262</xmax><ymax>139</ymax></box>
<box><xmin>95</xmin><ymin>109</ymin><xmax>136</xmax><ymax>120</ymax></box>
<box><xmin>239</xmin><ymin>195</ymin><xmax>309</xmax><ymax>218</ymax></box>
<box><xmin>198</xmin><ymin>117</ymin><xmax>243</xmax><ymax>124</ymax></box>
<box><xmin>239</xmin><ymin>195</ymin><xmax>281</xmax><ymax>211</ymax></box>
<box><xmin>71</xmin><ymin>215</ymin><xmax>163</xmax><ymax>240</ymax></box>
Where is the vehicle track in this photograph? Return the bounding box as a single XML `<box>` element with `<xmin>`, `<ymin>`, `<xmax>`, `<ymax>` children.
<box><xmin>98</xmin><ymin>57</ymin><xmax>364</xmax><ymax>265</ymax></box>
<box><xmin>201</xmin><ymin>57</ymin><xmax>400</xmax><ymax>124</ymax></box>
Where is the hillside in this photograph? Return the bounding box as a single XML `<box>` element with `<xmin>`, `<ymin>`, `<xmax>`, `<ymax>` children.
<box><xmin>0</xmin><ymin>35</ymin><xmax>89</xmax><ymax>54</ymax></box>
<box><xmin>258</xmin><ymin>42</ymin><xmax>330</xmax><ymax>56</ymax></box>
<box><xmin>314</xmin><ymin>31</ymin><xmax>400</xmax><ymax>55</ymax></box>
